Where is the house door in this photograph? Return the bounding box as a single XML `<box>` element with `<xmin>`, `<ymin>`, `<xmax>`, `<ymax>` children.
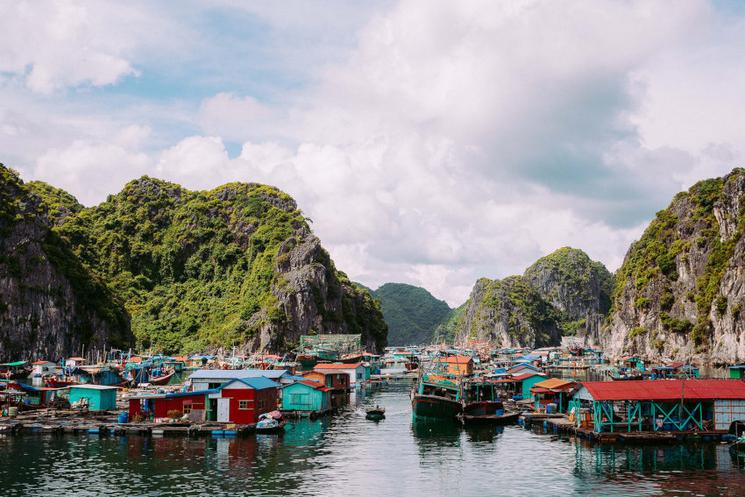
<box><xmin>217</xmin><ymin>398</ymin><xmax>230</xmax><ymax>422</ymax></box>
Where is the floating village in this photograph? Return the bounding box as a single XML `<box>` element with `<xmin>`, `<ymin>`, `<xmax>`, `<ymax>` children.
<box><xmin>2</xmin><ymin>334</ymin><xmax>745</xmax><ymax>458</ymax></box>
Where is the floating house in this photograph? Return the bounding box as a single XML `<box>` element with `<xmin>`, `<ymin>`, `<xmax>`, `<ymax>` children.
<box><xmin>312</xmin><ymin>363</ymin><xmax>365</xmax><ymax>386</ymax></box>
<box><xmin>129</xmin><ymin>377</ymin><xmax>279</xmax><ymax>423</ymax></box>
<box><xmin>69</xmin><ymin>385</ymin><xmax>118</xmax><ymax>411</ymax></box>
<box><xmin>571</xmin><ymin>379</ymin><xmax>745</xmax><ymax>433</ymax></box>
<box><xmin>31</xmin><ymin>361</ymin><xmax>57</xmax><ymax>376</ymax></box>
<box><xmin>302</xmin><ymin>370</ymin><xmax>350</xmax><ymax>391</ymax></box>
<box><xmin>531</xmin><ymin>378</ymin><xmax>577</xmax><ymax>413</ymax></box>
<box><xmin>212</xmin><ymin>377</ymin><xmax>279</xmax><ymax>423</ymax></box>
<box><xmin>433</xmin><ymin>355</ymin><xmax>474</xmax><ymax>376</ymax></box>
<box><xmin>129</xmin><ymin>390</ymin><xmax>211</xmax><ymax>422</ymax></box>
<box><xmin>513</xmin><ymin>372</ymin><xmax>547</xmax><ymax>400</ymax></box>
<box><xmin>281</xmin><ymin>380</ymin><xmax>331</xmax><ymax>413</ymax></box>
<box><xmin>188</xmin><ymin>369</ymin><xmax>291</xmax><ymax>391</ymax></box>
<box><xmin>17</xmin><ymin>384</ymin><xmax>63</xmax><ymax>407</ymax></box>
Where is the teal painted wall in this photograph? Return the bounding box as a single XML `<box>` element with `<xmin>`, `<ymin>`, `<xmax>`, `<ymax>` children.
<box><xmin>521</xmin><ymin>376</ymin><xmax>545</xmax><ymax>399</ymax></box>
<box><xmin>69</xmin><ymin>387</ymin><xmax>117</xmax><ymax>411</ymax></box>
<box><xmin>282</xmin><ymin>383</ymin><xmax>328</xmax><ymax>411</ymax></box>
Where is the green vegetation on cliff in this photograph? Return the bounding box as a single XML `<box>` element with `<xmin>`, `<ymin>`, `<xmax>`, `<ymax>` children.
<box><xmin>0</xmin><ymin>164</ymin><xmax>131</xmax><ymax>357</ymax></box>
<box><xmin>524</xmin><ymin>247</ymin><xmax>613</xmax><ymax>335</ymax></box>
<box><xmin>372</xmin><ymin>283</ymin><xmax>451</xmax><ymax>345</ymax></box>
<box><xmin>610</xmin><ymin>168</ymin><xmax>745</xmax><ymax>350</ymax></box>
<box><xmin>2</xmin><ymin>166</ymin><xmax>386</xmax><ymax>355</ymax></box>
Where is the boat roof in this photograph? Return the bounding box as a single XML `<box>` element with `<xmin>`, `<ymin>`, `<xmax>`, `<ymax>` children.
<box><xmin>0</xmin><ymin>361</ymin><xmax>27</xmax><ymax>367</ymax></box>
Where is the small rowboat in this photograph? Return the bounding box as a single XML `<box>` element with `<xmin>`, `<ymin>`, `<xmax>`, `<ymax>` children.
<box><xmin>366</xmin><ymin>405</ymin><xmax>385</xmax><ymax>420</ymax></box>
<box><xmin>256</xmin><ymin>412</ymin><xmax>285</xmax><ymax>433</ymax></box>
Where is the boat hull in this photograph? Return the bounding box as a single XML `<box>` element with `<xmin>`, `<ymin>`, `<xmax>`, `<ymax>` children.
<box><xmin>149</xmin><ymin>371</ymin><xmax>175</xmax><ymax>386</ymax></box>
<box><xmin>412</xmin><ymin>394</ymin><xmax>462</xmax><ymax>420</ymax></box>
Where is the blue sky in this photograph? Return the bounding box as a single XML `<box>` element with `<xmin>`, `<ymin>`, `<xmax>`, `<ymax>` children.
<box><xmin>2</xmin><ymin>0</ymin><xmax>745</xmax><ymax>304</ymax></box>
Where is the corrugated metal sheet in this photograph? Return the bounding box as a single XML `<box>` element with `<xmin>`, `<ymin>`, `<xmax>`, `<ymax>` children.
<box><xmin>714</xmin><ymin>399</ymin><xmax>745</xmax><ymax>430</ymax></box>
<box><xmin>581</xmin><ymin>379</ymin><xmax>745</xmax><ymax>401</ymax></box>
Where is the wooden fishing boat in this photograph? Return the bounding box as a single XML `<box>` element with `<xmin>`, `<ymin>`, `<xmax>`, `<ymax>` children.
<box><xmin>459</xmin><ymin>378</ymin><xmax>520</xmax><ymax>425</ymax></box>
<box><xmin>366</xmin><ymin>405</ymin><xmax>386</xmax><ymax>420</ymax></box>
<box><xmin>412</xmin><ymin>375</ymin><xmax>463</xmax><ymax>420</ymax></box>
<box><xmin>148</xmin><ymin>369</ymin><xmax>175</xmax><ymax>386</ymax></box>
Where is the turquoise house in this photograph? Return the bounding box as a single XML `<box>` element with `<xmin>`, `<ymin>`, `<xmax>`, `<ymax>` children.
<box><xmin>515</xmin><ymin>372</ymin><xmax>547</xmax><ymax>400</ymax></box>
<box><xmin>69</xmin><ymin>385</ymin><xmax>118</xmax><ymax>411</ymax></box>
<box><xmin>281</xmin><ymin>381</ymin><xmax>330</xmax><ymax>413</ymax></box>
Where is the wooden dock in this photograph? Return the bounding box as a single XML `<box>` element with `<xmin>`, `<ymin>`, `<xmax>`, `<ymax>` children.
<box><xmin>0</xmin><ymin>409</ymin><xmax>258</xmax><ymax>438</ymax></box>
<box><xmin>526</xmin><ymin>414</ymin><xmax>732</xmax><ymax>444</ymax></box>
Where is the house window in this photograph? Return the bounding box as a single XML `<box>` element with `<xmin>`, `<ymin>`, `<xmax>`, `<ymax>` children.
<box><xmin>257</xmin><ymin>400</ymin><xmax>266</xmax><ymax>410</ymax></box>
<box><xmin>183</xmin><ymin>404</ymin><xmax>192</xmax><ymax>414</ymax></box>
<box><xmin>239</xmin><ymin>400</ymin><xmax>250</xmax><ymax>410</ymax></box>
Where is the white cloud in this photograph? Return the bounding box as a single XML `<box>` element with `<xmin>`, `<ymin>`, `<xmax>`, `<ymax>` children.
<box><xmin>8</xmin><ymin>0</ymin><xmax>745</xmax><ymax>306</ymax></box>
<box><xmin>34</xmin><ymin>140</ymin><xmax>152</xmax><ymax>205</ymax></box>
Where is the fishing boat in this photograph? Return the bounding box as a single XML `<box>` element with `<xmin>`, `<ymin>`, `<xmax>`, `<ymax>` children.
<box><xmin>460</xmin><ymin>378</ymin><xmax>519</xmax><ymax>425</ymax></box>
<box><xmin>366</xmin><ymin>405</ymin><xmax>385</xmax><ymax>420</ymax></box>
<box><xmin>411</xmin><ymin>373</ymin><xmax>463</xmax><ymax>420</ymax></box>
<box><xmin>148</xmin><ymin>368</ymin><xmax>175</xmax><ymax>386</ymax></box>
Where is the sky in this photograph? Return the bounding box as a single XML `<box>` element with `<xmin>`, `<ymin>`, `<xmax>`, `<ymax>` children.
<box><xmin>2</xmin><ymin>0</ymin><xmax>745</xmax><ymax>306</ymax></box>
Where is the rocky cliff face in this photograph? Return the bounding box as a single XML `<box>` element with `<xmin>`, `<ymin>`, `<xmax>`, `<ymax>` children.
<box><xmin>0</xmin><ymin>165</ymin><xmax>131</xmax><ymax>361</ymax></box>
<box><xmin>604</xmin><ymin>168</ymin><xmax>745</xmax><ymax>364</ymax></box>
<box><xmin>453</xmin><ymin>276</ymin><xmax>561</xmax><ymax>348</ymax></box>
<box><xmin>50</xmin><ymin>177</ymin><xmax>387</xmax><ymax>354</ymax></box>
<box><xmin>524</xmin><ymin>247</ymin><xmax>613</xmax><ymax>341</ymax></box>
<box><xmin>450</xmin><ymin>248</ymin><xmax>612</xmax><ymax>348</ymax></box>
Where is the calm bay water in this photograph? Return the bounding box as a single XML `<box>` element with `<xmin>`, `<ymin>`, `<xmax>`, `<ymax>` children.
<box><xmin>2</xmin><ymin>381</ymin><xmax>745</xmax><ymax>497</ymax></box>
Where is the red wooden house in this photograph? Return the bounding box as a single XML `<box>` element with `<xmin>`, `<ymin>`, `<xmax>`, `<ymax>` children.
<box><xmin>128</xmin><ymin>377</ymin><xmax>279</xmax><ymax>424</ymax></box>
<box><xmin>212</xmin><ymin>377</ymin><xmax>279</xmax><ymax>424</ymax></box>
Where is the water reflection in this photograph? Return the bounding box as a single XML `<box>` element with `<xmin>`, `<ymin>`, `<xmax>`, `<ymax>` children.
<box><xmin>1</xmin><ymin>381</ymin><xmax>745</xmax><ymax>497</ymax></box>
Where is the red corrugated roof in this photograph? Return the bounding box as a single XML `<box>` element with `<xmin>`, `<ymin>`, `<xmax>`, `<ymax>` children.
<box><xmin>581</xmin><ymin>379</ymin><xmax>745</xmax><ymax>401</ymax></box>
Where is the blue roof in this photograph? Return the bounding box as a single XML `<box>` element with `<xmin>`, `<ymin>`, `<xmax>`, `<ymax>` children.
<box><xmin>222</xmin><ymin>377</ymin><xmax>280</xmax><ymax>390</ymax></box>
<box><xmin>188</xmin><ymin>369</ymin><xmax>289</xmax><ymax>380</ymax></box>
